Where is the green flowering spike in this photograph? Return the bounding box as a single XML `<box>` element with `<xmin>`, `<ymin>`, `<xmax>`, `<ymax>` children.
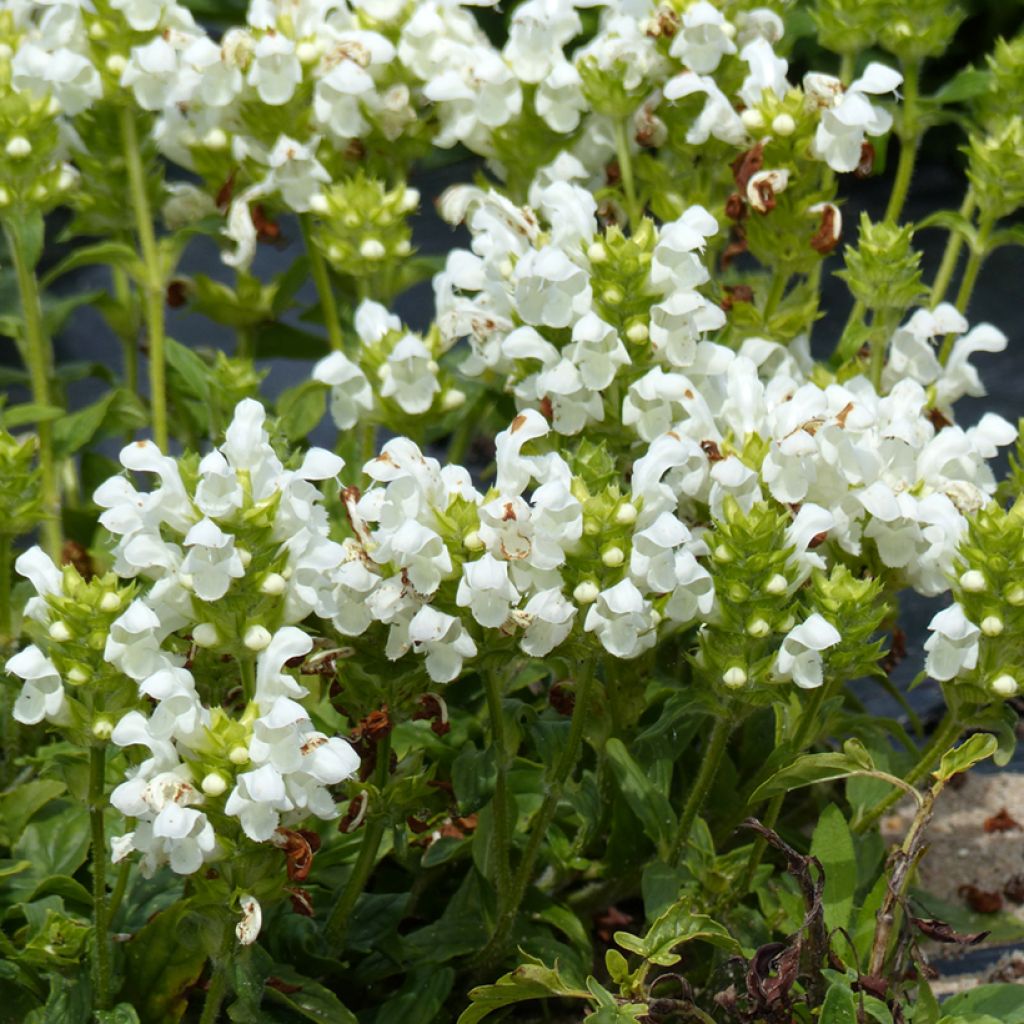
<box><xmin>963</xmin><ymin>118</ymin><xmax>1024</xmax><ymax>223</ymax></box>
<box><xmin>570</xmin><ymin>438</ymin><xmax>619</xmax><ymax>495</ymax></box>
<box><xmin>835</xmin><ymin>214</ymin><xmax>926</xmax><ymax>313</ymax></box>
<box><xmin>809</xmin><ymin>566</ymin><xmax>888</xmax><ymax>681</ymax></box>
<box><xmin>0</xmin><ymin>427</ymin><xmax>43</xmax><ymax>537</ymax></box>
<box><xmin>588</xmin><ymin>220</ymin><xmax>659</xmax><ymax>334</ymax></box>
<box><xmin>877</xmin><ymin>1</ymin><xmax>965</xmax><ymax>62</ymax></box>
<box><xmin>812</xmin><ymin>0</ymin><xmax>883</xmax><ymax>56</ymax></box>
<box><xmin>312</xmin><ymin>172</ymin><xmax>417</xmax><ymax>291</ymax></box>
<box><xmin>973</xmin><ymin>35</ymin><xmax>1024</xmax><ymax>134</ymax></box>
<box><xmin>578</xmin><ymin>54</ymin><xmax>652</xmax><ymax>120</ymax></box>
<box><xmin>697</xmin><ymin>499</ymin><xmax>795</xmax><ymax>700</ymax></box>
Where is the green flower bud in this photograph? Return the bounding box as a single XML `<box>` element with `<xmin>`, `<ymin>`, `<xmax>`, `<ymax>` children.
<box><xmin>836</xmin><ymin>214</ymin><xmax>926</xmax><ymax>313</ymax></box>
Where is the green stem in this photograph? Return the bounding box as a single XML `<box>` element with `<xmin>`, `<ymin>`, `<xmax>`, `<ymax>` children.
<box><xmin>5</xmin><ymin>225</ymin><xmax>61</xmax><ymax>560</ymax></box>
<box><xmin>883</xmin><ymin>61</ymin><xmax>921</xmax><ymax>226</ymax></box>
<box><xmin>301</xmin><ymin>215</ymin><xmax>344</xmax><ymax>352</ymax></box>
<box><xmin>112</xmin><ymin>263</ymin><xmax>139</xmax><ymax>398</ymax></box>
<box><xmin>120</xmin><ymin>107</ymin><xmax>168</xmax><ymax>451</ymax></box>
<box><xmin>839</xmin><ymin>52</ymin><xmax>856</xmax><ymax>84</ymax></box>
<box><xmin>869</xmin><ymin>313</ymin><xmax>888</xmax><ymax>391</ymax></box>
<box><xmin>670</xmin><ymin>715</ymin><xmax>731</xmax><ymax>865</ymax></box>
<box><xmin>483</xmin><ymin>666</ymin><xmax>513</xmax><ymax>919</ymax></box>
<box><xmin>239</xmin><ymin>658</ymin><xmax>256</xmax><ymax>704</ymax></box>
<box><xmin>89</xmin><ymin>746</ymin><xmax>111</xmax><ymax>1010</ymax></box>
<box><xmin>325</xmin><ymin>732</ymin><xmax>391</xmax><ymax>947</ymax></box>
<box><xmin>854</xmin><ymin>711</ymin><xmax>961</xmax><ymax>834</ymax></box>
<box><xmin>929</xmin><ymin>188</ymin><xmax>976</xmax><ymax>307</ymax></box>
<box><xmin>737</xmin><ymin>685</ymin><xmax>829</xmax><ymax>894</ymax></box>
<box><xmin>198</xmin><ymin>926</ymin><xmax>235</xmax><ymax>1024</ymax></box>
<box><xmin>478</xmin><ymin>660</ymin><xmax>597</xmax><ymax>968</ymax></box>
<box><xmin>107</xmin><ymin>857</ymin><xmax>131</xmax><ymax>923</ymax></box>
<box><xmin>613</xmin><ymin>118</ymin><xmax>641</xmax><ymax>230</ymax></box>
<box><xmin>939</xmin><ymin>215</ymin><xmax>993</xmax><ymax>364</ymax></box>
<box><xmin>761</xmin><ymin>271</ymin><xmax>789</xmax><ymax>321</ymax></box>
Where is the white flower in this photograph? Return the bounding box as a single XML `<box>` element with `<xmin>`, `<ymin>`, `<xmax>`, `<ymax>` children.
<box><xmin>111</xmin><ymin>0</ymin><xmax>173</xmax><ymax>31</ymax></box>
<box><xmin>248</xmin><ymin>32</ymin><xmax>302</xmax><ymax>105</ymax></box>
<box><xmin>565</xmin><ymin>313</ymin><xmax>630</xmax><ymax>390</ymax></box>
<box><xmin>255</xmin><ymin>628</ymin><xmax>312</xmax><ymax>705</ymax></box>
<box><xmin>630</xmin><ymin>512</ymin><xmax>691</xmax><ymax>593</ymax></box>
<box><xmin>122</xmin><ymin>37</ymin><xmax>188</xmax><ymax>112</ymax></box>
<box><xmin>407</xmin><ymin>605</ymin><xmax>477</xmax><ymax>682</ymax></box>
<box><xmin>663</xmin><ymin>72</ymin><xmax>746</xmax><ymax>145</ymax></box>
<box><xmin>775</xmin><ymin>614</ymin><xmax>841</xmax><ymax>688</ymax></box>
<box><xmin>650</xmin><ymin>207</ymin><xmax>717</xmax><ymax>291</ymax></box>
<box><xmin>671</xmin><ymin>0</ymin><xmax>736</xmax><ymax>73</ymax></box>
<box><xmin>663</xmin><ymin>551</ymin><xmax>715</xmax><ymax>624</ymax></box>
<box><xmin>6</xmin><ymin>646</ymin><xmax>68</xmax><ymax>726</ymax></box>
<box><xmin>513</xmin><ymin>247</ymin><xmax>592</xmax><ymax>329</ymax></box>
<box><xmin>12</xmin><ymin>43</ymin><xmax>102</xmax><ymax>115</ymax></box>
<box><xmin>738</xmin><ymin>37</ymin><xmax>788</xmax><ymax>108</ymax></box>
<box><xmin>312</xmin><ymin>351</ymin><xmax>373</xmax><ymax>429</ymax></box>
<box><xmin>536</xmin><ymin>59</ymin><xmax>587</xmax><ymax>133</ymax></box>
<box><xmin>380</xmin><ymin>334</ymin><xmax>440</xmax><ymax>414</ymax></box>
<box><xmin>456</xmin><ymin>553</ymin><xmax>520</xmax><ymax>627</ymax></box>
<box><xmin>924</xmin><ymin>604</ymin><xmax>980</xmax><ymax>681</ymax></box>
<box><xmin>809</xmin><ymin>63</ymin><xmax>902</xmax><ymax>173</ymax></box>
<box><xmin>314</xmin><ymin>57</ymin><xmax>374</xmax><ymax>139</ymax></box>
<box><xmin>375</xmin><ymin>520</ymin><xmax>452</xmax><ymax>595</ymax></box>
<box><xmin>584</xmin><ymin>579</ymin><xmax>657</xmax><ymax>659</ymax></box>
<box><xmin>518</xmin><ymin>588</ymin><xmax>576</xmax><ymax>656</ymax></box>
<box><xmin>622</xmin><ymin>368</ymin><xmax>691</xmax><ymax>442</ymax></box>
<box><xmin>105</xmin><ymin>600</ymin><xmax>180</xmax><ymax>681</ymax></box>
<box><xmin>236</xmin><ymin>895</ymin><xmax>262</xmax><ymax>945</ymax></box>
<box><xmin>225</xmin><ymin>764</ymin><xmax>293</xmax><ymax>841</ymax></box>
<box><xmin>267</xmin><ymin>135</ymin><xmax>330</xmax><ymax>212</ymax></box>
<box><xmin>503</xmin><ymin>0</ymin><xmax>580</xmax><ymax>83</ymax></box>
<box><xmin>183</xmin><ymin>35</ymin><xmax>244</xmax><ymax>107</ymax></box>
<box><xmin>180</xmin><ymin>518</ymin><xmax>245</xmax><ymax>602</ymax></box>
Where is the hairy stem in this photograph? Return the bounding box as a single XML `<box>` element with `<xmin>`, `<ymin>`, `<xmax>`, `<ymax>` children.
<box><xmin>89</xmin><ymin>746</ymin><xmax>111</xmax><ymax>1010</ymax></box>
<box><xmin>477</xmin><ymin>660</ymin><xmax>597</xmax><ymax>968</ymax></box>
<box><xmin>883</xmin><ymin>61</ymin><xmax>921</xmax><ymax>225</ymax></box>
<box><xmin>325</xmin><ymin>731</ymin><xmax>391</xmax><ymax>947</ymax></box>
<box><xmin>301</xmin><ymin>215</ymin><xmax>345</xmax><ymax>352</ymax></box>
<box><xmin>939</xmin><ymin>214</ymin><xmax>994</xmax><ymax>364</ymax></box>
<box><xmin>121</xmin><ymin>107</ymin><xmax>168</xmax><ymax>450</ymax></box>
<box><xmin>483</xmin><ymin>666</ymin><xmax>513</xmax><ymax>921</ymax></box>
<box><xmin>761</xmin><ymin>271</ymin><xmax>789</xmax><ymax>321</ymax></box>
<box><xmin>854</xmin><ymin>711</ymin><xmax>960</xmax><ymax>834</ymax></box>
<box><xmin>929</xmin><ymin>188</ymin><xmax>976</xmax><ymax>307</ymax></box>
<box><xmin>670</xmin><ymin>715</ymin><xmax>732</xmax><ymax>865</ymax></box>
<box><xmin>613</xmin><ymin>118</ymin><xmax>641</xmax><ymax>230</ymax></box>
<box><xmin>5</xmin><ymin>225</ymin><xmax>61</xmax><ymax>560</ymax></box>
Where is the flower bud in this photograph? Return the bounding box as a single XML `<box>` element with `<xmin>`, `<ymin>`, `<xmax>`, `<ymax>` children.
<box><xmin>6</xmin><ymin>136</ymin><xmax>31</xmax><ymax>159</ymax></box>
<box><xmin>960</xmin><ymin>570</ymin><xmax>986</xmax><ymax>593</ymax></box>
<box><xmin>602</xmin><ymin>286</ymin><xmax>623</xmax><ymax>306</ymax></box>
<box><xmin>260</xmin><ymin>572</ymin><xmax>286</xmax><ymax>596</ymax></box>
<box><xmin>92</xmin><ymin>718</ymin><xmax>114</xmax><ymax>741</ymax></box>
<box><xmin>48</xmin><ymin>621</ymin><xmax>72</xmax><ymax>642</ymax></box>
<box><xmin>1006</xmin><ymin>584</ymin><xmax>1024</xmax><ymax>606</ymax></box>
<box><xmin>747</xmin><ymin>617</ymin><xmax>770</xmax><ymax>638</ymax></box>
<box><xmin>722</xmin><ymin>666</ymin><xmax>748</xmax><ymax>689</ymax></box>
<box><xmin>601</xmin><ymin>545</ymin><xmax>625</xmax><ymax>567</ymax></box>
<box><xmin>741</xmin><ymin>108</ymin><xmax>765</xmax><ymax>131</ymax></box>
<box><xmin>203</xmin><ymin>127</ymin><xmax>229</xmax><ymax>151</ymax></box>
<box><xmin>587</xmin><ymin>241</ymin><xmax>608</xmax><ymax>263</ymax></box>
<box><xmin>237</xmin><ymin>548</ymin><xmax>253</xmax><ymax>567</ymax></box>
<box><xmin>980</xmin><ymin>615</ymin><xmax>1004</xmax><ymax>637</ymax></box>
<box><xmin>100</xmin><ymin>592</ymin><xmax>121</xmax><ymax>613</ymax></box>
<box><xmin>765</xmin><ymin>573</ymin><xmax>788</xmax><ymax>595</ymax></box>
<box><xmin>309</xmin><ymin>192</ymin><xmax>330</xmax><ymax>214</ymax></box>
<box><xmin>614</xmin><ymin>502</ymin><xmax>638</xmax><ymax>525</ymax></box>
<box><xmin>442</xmin><ymin>388</ymin><xmax>466</xmax><ymax>411</ymax></box>
<box><xmin>105</xmin><ymin>54</ymin><xmax>127</xmax><ymax>76</ymax></box>
<box><xmin>626</xmin><ymin>322</ymin><xmax>648</xmax><ymax>344</ymax></box>
<box><xmin>573</xmin><ymin>580</ymin><xmax>600</xmax><ymax>605</ymax></box>
<box><xmin>463</xmin><ymin>530</ymin><xmax>484</xmax><ymax>552</ymax></box>
<box><xmin>991</xmin><ymin>673</ymin><xmax>1019</xmax><ymax>697</ymax></box>
<box><xmin>713</xmin><ymin>544</ymin><xmax>732</xmax><ymax>563</ymax></box>
<box><xmin>244</xmin><ymin>625</ymin><xmax>272</xmax><ymax>651</ymax></box>
<box><xmin>68</xmin><ymin>666</ymin><xmax>88</xmax><ymax>684</ymax></box>
<box><xmin>229</xmin><ymin>745</ymin><xmax>250</xmax><ymax>765</ymax></box>
<box><xmin>296</xmin><ymin>41</ymin><xmax>319</xmax><ymax>64</ymax></box>
<box><xmin>771</xmin><ymin>113</ymin><xmax>796</xmax><ymax>136</ymax></box>
<box><xmin>193</xmin><ymin>622</ymin><xmax>219</xmax><ymax>648</ymax></box>
<box><xmin>201</xmin><ymin>772</ymin><xmax>228</xmax><ymax>797</ymax></box>
<box><xmin>360</xmin><ymin>238</ymin><xmax>386</xmax><ymax>260</ymax></box>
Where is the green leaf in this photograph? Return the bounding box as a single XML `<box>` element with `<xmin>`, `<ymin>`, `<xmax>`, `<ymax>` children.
<box><xmin>749</xmin><ymin>751</ymin><xmax>875</xmax><ymax>803</ymax></box>
<box><xmin>935</xmin><ymin>734</ymin><xmax>997</xmax><ymax>782</ymax></box>
<box><xmin>165</xmin><ymin>337</ymin><xmax>212</xmax><ymax>403</ymax></box>
<box><xmin>40</xmin><ymin>242</ymin><xmax>143</xmax><ymax>289</ymax></box>
<box><xmin>0</xmin><ymin>780</ymin><xmax>65</xmax><ymax>846</ymax></box>
<box><xmin>0</xmin><ymin>403</ymin><xmax>65</xmax><ymax>428</ymax></box>
<box><xmin>251</xmin><ymin>322</ymin><xmax>330</xmax><ymax>361</ymax></box>
<box><xmin>810</xmin><ymin>804</ymin><xmax>857</xmax><ymax>934</ymax></box>
<box><xmin>4</xmin><ymin>211</ymin><xmax>45</xmax><ymax>270</ymax></box>
<box><xmin>23</xmin><ymin>971</ymin><xmax>91</xmax><ymax>1024</ymax></box>
<box><xmin>12</xmin><ymin>805</ymin><xmax>90</xmax><ymax>883</ymax></box>
<box><xmin>27</xmin><ymin>875</ymin><xmax>92</xmax><ymax>909</ymax></box>
<box><xmin>604</xmin><ymin>738</ymin><xmax>676</xmax><ymax>856</ymax></box>
<box><xmin>275</xmin><ymin>379</ymin><xmax>327</xmax><ymax>442</ymax></box>
<box><xmin>932</xmin><ymin>67</ymin><xmax>992</xmax><ymax>105</ymax></box>
<box><xmin>820</xmin><ymin>982</ymin><xmax>858</xmax><ymax>1024</ymax></box>
<box><xmin>457</xmin><ymin>956</ymin><xmax>592</xmax><ymax>1024</ymax></box>
<box><xmin>915</xmin><ymin>211</ymin><xmax>983</xmax><ymax>254</ymax></box>
<box><xmin>941</xmin><ymin>984</ymin><xmax>1024</xmax><ymax>1022</ymax></box>
<box><xmin>53</xmin><ymin>388</ymin><xmax>148</xmax><ymax>458</ymax></box>
<box><xmin>366</xmin><ymin>966</ymin><xmax>453</xmax><ymax>1024</ymax></box>
<box><xmin>121</xmin><ymin>903</ymin><xmax>208</xmax><ymax>1023</ymax></box>
<box><xmin>613</xmin><ymin>902</ymin><xmax>740</xmax><ymax>966</ymax></box>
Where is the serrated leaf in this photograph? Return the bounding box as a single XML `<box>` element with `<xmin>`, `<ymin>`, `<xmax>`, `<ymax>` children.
<box><xmin>935</xmin><ymin>733</ymin><xmax>997</xmax><ymax>782</ymax></box>
<box><xmin>457</xmin><ymin>956</ymin><xmax>591</xmax><ymax>1024</ymax></box>
<box><xmin>810</xmin><ymin>804</ymin><xmax>857</xmax><ymax>934</ymax></box>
